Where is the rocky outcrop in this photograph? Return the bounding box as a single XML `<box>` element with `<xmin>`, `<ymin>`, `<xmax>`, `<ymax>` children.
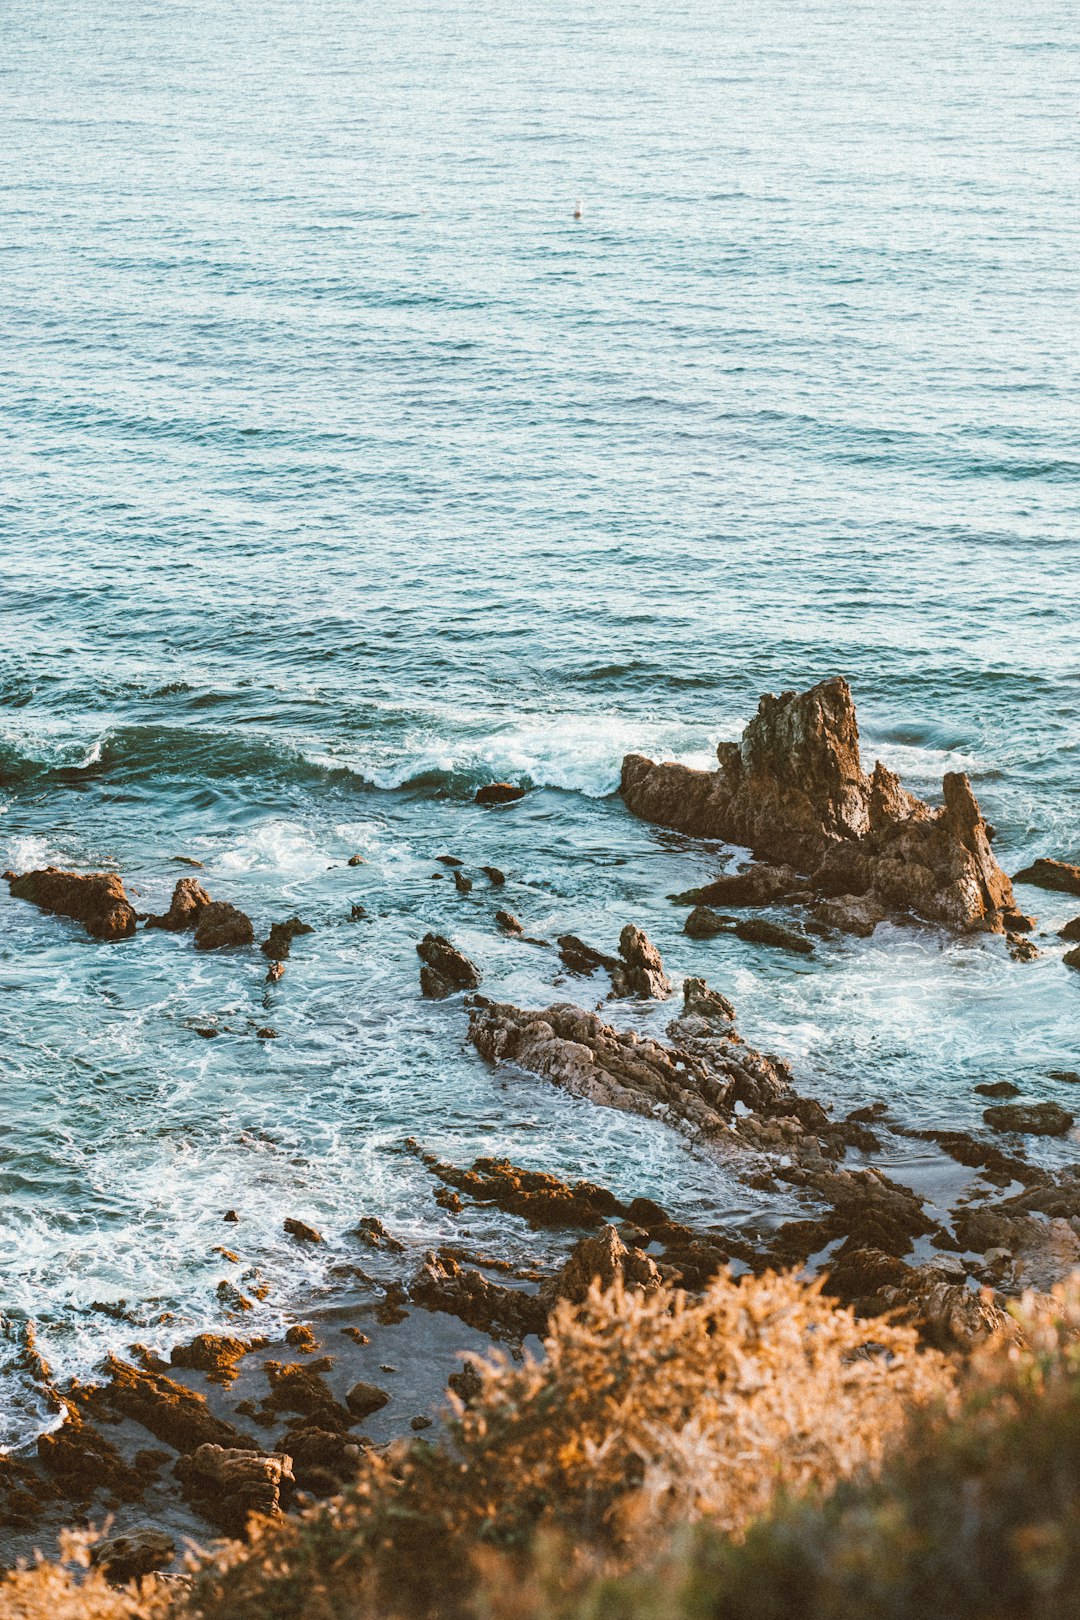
<box><xmin>621</xmin><ymin>677</ymin><xmax>1019</xmax><ymax>934</ymax></box>
<box><xmin>6</xmin><ymin>867</ymin><xmax>137</xmax><ymax>940</ymax></box>
<box><xmin>417</xmin><ymin>933</ymin><xmax>482</xmax><ymax>998</ymax></box>
<box><xmin>261</xmin><ymin>917</ymin><xmax>314</xmax><ymax>960</ymax></box>
<box><xmin>97</xmin><ymin>1356</ymin><xmax>256</xmax><ymax>1454</ymax></box>
<box><xmin>983</xmin><ymin>1101</ymin><xmax>1074</xmax><ymax>1136</ymax></box>
<box><xmin>475</xmin><ymin>783</ymin><xmax>526</xmax><ymax>806</ymax></box>
<box><xmin>821</xmin><ymin>1248</ymin><xmax>1005</xmax><ymax>1350</ymax></box>
<box><xmin>409</xmin><ymin>1251</ymin><xmax>547</xmax><ymax>1341</ymax></box>
<box><xmin>145</xmin><ymin>877</ymin><xmax>212</xmax><ymax>932</ymax></box>
<box><xmin>407</xmin><ymin>1143</ymin><xmax>623</xmax><ymax>1228</ymax></box>
<box><xmin>91</xmin><ymin>1528</ymin><xmax>175</xmax><ymax>1583</ymax></box>
<box><xmin>170</xmin><ymin>1332</ymin><xmax>262</xmax><ymax>1386</ymax></box>
<box><xmin>193</xmin><ymin>900</ymin><xmax>255</xmax><ymax>951</ymax></box>
<box><xmin>1013</xmin><ymin>857</ymin><xmax>1080</xmax><ymax>896</ymax></box>
<box><xmin>174</xmin><ymin>1444</ymin><xmax>293</xmax><ymax>1537</ymax></box>
<box><xmin>556</xmin><ymin>926</ymin><xmax>672</xmax><ymax>999</ymax></box>
<box><xmin>540</xmin><ymin>1225</ymin><xmax>661</xmax><ymax>1309</ymax></box>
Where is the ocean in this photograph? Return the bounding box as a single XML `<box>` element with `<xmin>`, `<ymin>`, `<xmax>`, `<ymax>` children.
<box><xmin>1</xmin><ymin>0</ymin><xmax>1078</xmax><ymax>1451</ymax></box>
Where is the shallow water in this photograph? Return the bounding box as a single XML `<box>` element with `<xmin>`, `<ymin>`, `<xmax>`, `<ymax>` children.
<box><xmin>2</xmin><ymin>0</ymin><xmax>1079</xmax><ymax>1449</ymax></box>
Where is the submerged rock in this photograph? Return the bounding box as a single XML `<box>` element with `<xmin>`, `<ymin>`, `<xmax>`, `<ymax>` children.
<box><xmin>475</xmin><ymin>782</ymin><xmax>526</xmax><ymax>806</ymax></box>
<box><xmin>6</xmin><ymin>867</ymin><xmax>137</xmax><ymax>940</ymax></box>
<box><xmin>284</xmin><ymin>1217</ymin><xmax>323</xmax><ymax>1244</ymax></box>
<box><xmin>974</xmin><ymin>1081</ymin><xmax>1021</xmax><ymax>1099</ymax></box>
<box><xmin>261</xmin><ymin>916</ymin><xmax>314</xmax><ymax>960</ymax></box>
<box><xmin>1012</xmin><ymin>857</ymin><xmax>1080</xmax><ymax>896</ymax></box>
<box><xmin>145</xmin><ymin>877</ymin><xmax>212</xmax><ymax>932</ymax></box>
<box><xmin>416</xmin><ymin>933</ymin><xmax>482</xmax><ymax>998</ymax></box>
<box><xmin>345</xmin><ymin>1381</ymin><xmax>391</xmax><ymax>1420</ymax></box>
<box><xmin>496</xmin><ymin>910</ymin><xmax>524</xmax><ymax>935</ymax></box>
<box><xmin>621</xmin><ymin>677</ymin><xmax>1017</xmax><ymax>934</ymax></box>
<box><xmin>984</xmin><ymin>1101</ymin><xmax>1074</xmax><ymax>1136</ymax></box>
<box><xmin>194</xmin><ymin>900</ymin><xmax>255</xmax><ymax>951</ymax></box>
<box><xmin>731</xmin><ymin>917</ymin><xmax>813</xmax><ymax>955</ymax></box>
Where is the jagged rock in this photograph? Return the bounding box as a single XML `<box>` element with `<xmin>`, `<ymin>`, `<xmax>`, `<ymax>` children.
<box><xmin>670</xmin><ymin>864</ymin><xmax>804</xmax><ymax>908</ymax></box>
<box><xmin>556</xmin><ymin>927</ymin><xmax>671</xmax><ymax>998</ymax></box>
<box><xmin>284</xmin><ymin>1217</ymin><xmax>323</xmax><ymax>1243</ymax></box>
<box><xmin>99</xmin><ymin>1356</ymin><xmax>255</xmax><ymax>1453</ymax></box>
<box><xmin>496</xmin><ymin>910</ymin><xmax>524</xmax><ymax>935</ymax></box>
<box><xmin>1065</xmin><ymin>946</ymin><xmax>1080</xmax><ymax>972</ymax></box>
<box><xmin>260</xmin><ymin>917</ymin><xmax>313</xmax><ymax>960</ymax></box>
<box><xmin>1013</xmin><ymin>857</ymin><xmax>1080</xmax><ymax>896</ymax></box>
<box><xmin>475</xmin><ymin>783</ymin><xmax>526</xmax><ymax>806</ymax></box>
<box><xmin>193</xmin><ymin>900</ymin><xmax>255</xmax><ymax>951</ymax></box>
<box><xmin>1059</xmin><ymin>917</ymin><xmax>1080</xmax><ymax>942</ymax></box>
<box><xmin>353</xmin><ymin>1216</ymin><xmax>405</xmax><ymax>1252</ymax></box>
<box><xmin>448</xmin><ymin>1362</ymin><xmax>483</xmax><ymax>1407</ymax></box>
<box><xmin>407</xmin><ymin>1142</ymin><xmax>623</xmax><ymax>1228</ymax></box>
<box><xmin>612</xmin><ymin>924</ymin><xmax>671</xmax><ymax>998</ymax></box>
<box><xmin>453</xmin><ymin>869</ymin><xmax>473</xmax><ymax>894</ymax></box>
<box><xmin>556</xmin><ymin>934</ymin><xmax>622</xmax><ymax>977</ymax></box>
<box><xmin>481</xmin><ymin>866</ymin><xmax>506</xmax><ymax>886</ymax></box>
<box><xmin>810</xmin><ymin>894</ymin><xmax>887</xmax><ymax>937</ymax></box>
<box><xmin>37</xmin><ymin>1409</ymin><xmax>144</xmax><ymax>1502</ymax></box>
<box><xmin>91</xmin><ymin>1528</ymin><xmax>175</xmax><ymax>1583</ymax></box>
<box><xmin>170</xmin><ymin>1333</ymin><xmax>262</xmax><ymax>1386</ymax></box>
<box><xmin>285</xmin><ymin>1325</ymin><xmax>318</xmax><ymax>1352</ymax></box>
<box><xmin>409</xmin><ymin>1252</ymin><xmax>546</xmax><ymax>1341</ymax></box>
<box><xmin>622</xmin><ymin>678</ymin><xmax>1017</xmax><ymax>933</ymax></box>
<box><xmin>468</xmin><ymin>999</ymin><xmax>740</xmax><ymax>1153</ymax></box>
<box><xmin>540</xmin><ymin>1225</ymin><xmax>661</xmax><ymax>1308</ymax></box>
<box><xmin>345</xmin><ymin>1381</ymin><xmax>391</xmax><ymax>1420</ymax></box>
<box><xmin>681</xmin><ymin>976</ymin><xmax>736</xmax><ymax>1023</ymax></box>
<box><xmin>416</xmin><ymin>933</ymin><xmax>482</xmax><ymax>998</ymax></box>
<box><xmin>684</xmin><ymin>906</ymin><xmax>733</xmax><ymax>939</ymax></box>
<box><xmin>263</xmin><ymin>1361</ymin><xmax>353</xmax><ymax>1431</ymax></box>
<box><xmin>822</xmin><ymin>1246</ymin><xmax>1004</xmax><ymax>1349</ymax></box>
<box><xmin>6</xmin><ymin>867</ymin><xmax>137</xmax><ymax>940</ymax></box>
<box><xmin>281</xmin><ymin>1425</ymin><xmax>363</xmax><ymax>1494</ymax></box>
<box><xmin>145</xmin><ymin>877</ymin><xmax>212</xmax><ymax>932</ymax></box>
<box><xmin>731</xmin><ymin>917</ymin><xmax>814</xmax><ymax>955</ymax></box>
<box><xmin>175</xmin><ymin>1444</ymin><xmax>292</xmax><ymax>1537</ymax></box>
<box><xmin>1007</xmin><ymin>934</ymin><xmax>1040</xmax><ymax>962</ymax></box>
<box><xmin>984</xmin><ymin>1101</ymin><xmax>1074</xmax><ymax>1136</ymax></box>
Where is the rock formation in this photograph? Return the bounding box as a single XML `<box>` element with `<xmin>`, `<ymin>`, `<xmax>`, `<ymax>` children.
<box><xmin>193</xmin><ymin>899</ymin><xmax>255</xmax><ymax>951</ymax></box>
<box><xmin>5</xmin><ymin>867</ymin><xmax>137</xmax><ymax>940</ymax></box>
<box><xmin>1013</xmin><ymin>857</ymin><xmax>1080</xmax><ymax>896</ymax></box>
<box><xmin>145</xmin><ymin>876</ymin><xmax>212</xmax><ymax>932</ymax></box>
<box><xmin>620</xmin><ymin>677</ymin><xmax>1021</xmax><ymax>933</ymax></box>
<box><xmin>416</xmin><ymin>933</ymin><xmax>482</xmax><ymax>998</ymax></box>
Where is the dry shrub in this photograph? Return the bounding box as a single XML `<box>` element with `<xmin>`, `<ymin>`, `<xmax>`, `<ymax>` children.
<box><xmin>0</xmin><ymin>1533</ymin><xmax>171</xmax><ymax>1620</ymax></box>
<box><xmin>185</xmin><ymin>1268</ymin><xmax>950</xmax><ymax>1620</ymax></box>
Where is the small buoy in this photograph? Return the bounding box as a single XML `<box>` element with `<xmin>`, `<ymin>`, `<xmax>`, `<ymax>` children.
<box><xmin>573</xmin><ymin>198</ymin><xmax>583</xmax><ymax>220</ymax></box>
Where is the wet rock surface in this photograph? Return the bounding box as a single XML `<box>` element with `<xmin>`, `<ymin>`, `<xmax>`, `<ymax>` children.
<box><xmin>145</xmin><ymin>876</ymin><xmax>212</xmax><ymax>932</ymax></box>
<box><xmin>1012</xmin><ymin>857</ymin><xmax>1080</xmax><ymax>895</ymax></box>
<box><xmin>983</xmin><ymin>1100</ymin><xmax>1074</xmax><ymax>1136</ymax></box>
<box><xmin>416</xmin><ymin>932</ymin><xmax>483</xmax><ymax>998</ymax></box>
<box><xmin>193</xmin><ymin>900</ymin><xmax>255</xmax><ymax>951</ymax></box>
<box><xmin>174</xmin><ymin>1443</ymin><xmax>293</xmax><ymax>1537</ymax></box>
<box><xmin>6</xmin><ymin>867</ymin><xmax>138</xmax><ymax>940</ymax></box>
<box><xmin>260</xmin><ymin>917</ymin><xmax>314</xmax><ymax>960</ymax></box>
<box><xmin>90</xmin><ymin>1527</ymin><xmax>176</xmax><ymax>1583</ymax></box>
<box><xmin>474</xmin><ymin>782</ymin><xmax>526</xmax><ymax>806</ymax></box>
<box><xmin>622</xmin><ymin>677</ymin><xmax>1018</xmax><ymax>934</ymax></box>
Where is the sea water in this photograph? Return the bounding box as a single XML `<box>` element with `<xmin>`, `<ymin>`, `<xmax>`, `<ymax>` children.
<box><xmin>1</xmin><ymin>0</ymin><xmax>1079</xmax><ymax>1448</ymax></box>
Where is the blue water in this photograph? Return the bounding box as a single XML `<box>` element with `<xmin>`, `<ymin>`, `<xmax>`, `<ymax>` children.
<box><xmin>2</xmin><ymin>0</ymin><xmax>1079</xmax><ymax>1448</ymax></box>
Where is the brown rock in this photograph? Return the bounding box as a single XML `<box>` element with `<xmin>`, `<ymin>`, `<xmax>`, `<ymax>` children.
<box><xmin>284</xmin><ymin>1217</ymin><xmax>323</xmax><ymax>1244</ymax></box>
<box><xmin>810</xmin><ymin>894</ymin><xmax>887</xmax><ymax>937</ymax></box>
<box><xmin>408</xmin><ymin>1143</ymin><xmax>623</xmax><ymax>1228</ymax></box>
<box><xmin>541</xmin><ymin>1225</ymin><xmax>661</xmax><ymax>1308</ymax></box>
<box><xmin>6</xmin><ymin>867</ymin><xmax>137</xmax><ymax>940</ymax></box>
<box><xmin>481</xmin><ymin>866</ymin><xmax>506</xmax><ymax>886</ymax></box>
<box><xmin>452</xmin><ymin>869</ymin><xmax>473</xmax><ymax>894</ymax></box>
<box><xmin>260</xmin><ymin>917</ymin><xmax>313</xmax><ymax>960</ymax></box>
<box><xmin>193</xmin><ymin>900</ymin><xmax>255</xmax><ymax>951</ymax></box>
<box><xmin>475</xmin><ymin>782</ymin><xmax>526</xmax><ymax>806</ymax></box>
<box><xmin>1013</xmin><ymin>857</ymin><xmax>1080</xmax><ymax>896</ymax></box>
<box><xmin>984</xmin><ymin>1101</ymin><xmax>1074</xmax><ymax>1136</ymax></box>
<box><xmin>622</xmin><ymin>678</ymin><xmax>1016</xmax><ymax>934</ymax></box>
<box><xmin>612</xmin><ymin>924</ymin><xmax>672</xmax><ymax>998</ymax></box>
<box><xmin>670</xmin><ymin>863</ymin><xmax>803</xmax><ymax>908</ymax></box>
<box><xmin>100</xmin><ymin>1356</ymin><xmax>256</xmax><ymax>1453</ymax></box>
<box><xmin>732</xmin><ymin>917</ymin><xmax>813</xmax><ymax>955</ymax></box>
<box><xmin>974</xmin><ymin>1081</ymin><xmax>1020</xmax><ymax>1099</ymax></box>
<box><xmin>37</xmin><ymin>1409</ymin><xmax>144</xmax><ymax>1502</ymax></box>
<box><xmin>145</xmin><ymin>877</ymin><xmax>212</xmax><ymax>932</ymax></box>
<box><xmin>416</xmin><ymin>933</ymin><xmax>482</xmax><ymax>998</ymax></box>
<box><xmin>175</xmin><ymin>1443</ymin><xmax>293</xmax><ymax>1537</ymax></box>
<box><xmin>1059</xmin><ymin>917</ymin><xmax>1080</xmax><ymax>943</ymax></box>
<box><xmin>263</xmin><ymin>1361</ymin><xmax>352</xmax><ymax>1430</ymax></box>
<box><xmin>684</xmin><ymin>906</ymin><xmax>733</xmax><ymax>939</ymax></box>
<box><xmin>496</xmin><ymin>910</ymin><xmax>524</xmax><ymax>935</ymax></box>
<box><xmin>170</xmin><ymin>1332</ymin><xmax>261</xmax><ymax>1386</ymax></box>
<box><xmin>91</xmin><ymin>1528</ymin><xmax>175</xmax><ymax>1583</ymax></box>
<box><xmin>345</xmin><ymin>1381</ymin><xmax>391</xmax><ymax>1420</ymax></box>
<box><xmin>1065</xmin><ymin>945</ymin><xmax>1080</xmax><ymax>972</ymax></box>
<box><xmin>409</xmin><ymin>1251</ymin><xmax>546</xmax><ymax>1341</ymax></box>
<box><xmin>347</xmin><ymin>854</ymin><xmax>366</xmax><ymax>867</ymax></box>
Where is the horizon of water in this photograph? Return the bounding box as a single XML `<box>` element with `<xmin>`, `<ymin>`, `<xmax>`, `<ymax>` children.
<box><xmin>1</xmin><ymin>0</ymin><xmax>1079</xmax><ymax>1451</ymax></box>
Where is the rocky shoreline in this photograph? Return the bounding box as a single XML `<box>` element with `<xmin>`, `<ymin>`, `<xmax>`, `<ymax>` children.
<box><xmin>3</xmin><ymin>677</ymin><xmax>1080</xmax><ymax>1582</ymax></box>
